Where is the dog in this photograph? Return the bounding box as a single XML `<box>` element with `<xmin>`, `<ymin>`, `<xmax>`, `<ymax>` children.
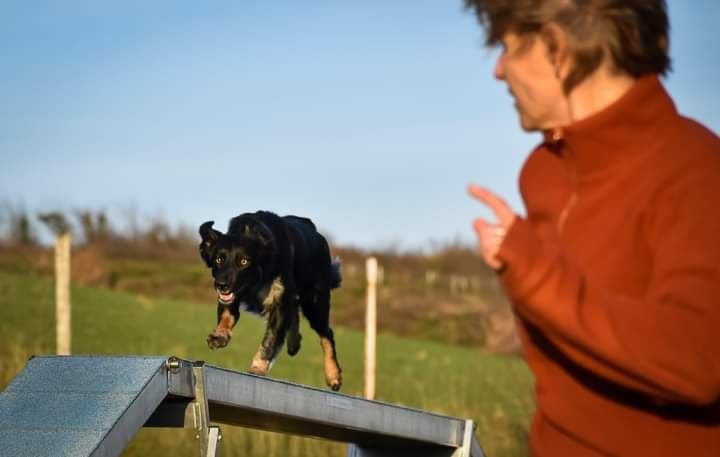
<box><xmin>198</xmin><ymin>210</ymin><xmax>343</xmax><ymax>391</ymax></box>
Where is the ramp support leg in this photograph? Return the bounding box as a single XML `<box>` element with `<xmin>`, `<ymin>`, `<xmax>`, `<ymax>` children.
<box><xmin>454</xmin><ymin>420</ymin><xmax>484</xmax><ymax>457</ymax></box>
<box><xmin>206</xmin><ymin>426</ymin><xmax>221</xmax><ymax>457</ymax></box>
<box><xmin>192</xmin><ymin>364</ymin><xmax>222</xmax><ymax>457</ymax></box>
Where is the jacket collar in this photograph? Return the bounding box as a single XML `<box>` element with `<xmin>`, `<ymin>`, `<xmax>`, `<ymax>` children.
<box><xmin>542</xmin><ymin>75</ymin><xmax>678</xmax><ymax>175</ymax></box>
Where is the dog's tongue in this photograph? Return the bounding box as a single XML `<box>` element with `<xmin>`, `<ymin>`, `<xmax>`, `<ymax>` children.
<box><xmin>218</xmin><ymin>291</ymin><xmax>234</xmax><ymax>302</ymax></box>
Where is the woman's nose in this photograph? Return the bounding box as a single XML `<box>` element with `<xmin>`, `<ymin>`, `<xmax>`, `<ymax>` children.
<box><xmin>494</xmin><ymin>53</ymin><xmax>506</xmax><ymax>81</ymax></box>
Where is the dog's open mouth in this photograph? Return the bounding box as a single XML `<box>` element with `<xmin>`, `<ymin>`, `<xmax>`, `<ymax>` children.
<box><xmin>217</xmin><ymin>290</ymin><xmax>235</xmax><ymax>304</ymax></box>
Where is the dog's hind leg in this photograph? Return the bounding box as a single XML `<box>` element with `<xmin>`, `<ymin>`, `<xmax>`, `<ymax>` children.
<box><xmin>286</xmin><ymin>305</ymin><xmax>302</xmax><ymax>356</ymax></box>
<box><xmin>303</xmin><ymin>285</ymin><xmax>342</xmax><ymax>391</ymax></box>
<box><xmin>319</xmin><ymin>328</ymin><xmax>342</xmax><ymax>391</ymax></box>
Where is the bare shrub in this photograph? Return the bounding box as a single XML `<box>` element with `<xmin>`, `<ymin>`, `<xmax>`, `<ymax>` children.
<box><xmin>1</xmin><ymin>201</ymin><xmax>38</xmax><ymax>246</ymax></box>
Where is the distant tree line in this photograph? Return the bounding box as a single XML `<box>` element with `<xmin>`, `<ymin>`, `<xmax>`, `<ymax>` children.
<box><xmin>0</xmin><ymin>201</ymin><xmax>496</xmax><ymax>274</ymax></box>
<box><xmin>0</xmin><ymin>202</ymin><xmax>198</xmax><ymax>262</ymax></box>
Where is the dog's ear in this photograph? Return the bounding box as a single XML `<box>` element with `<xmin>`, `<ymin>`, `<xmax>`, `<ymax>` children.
<box><xmin>199</xmin><ymin>221</ymin><xmax>221</xmax><ymax>266</ymax></box>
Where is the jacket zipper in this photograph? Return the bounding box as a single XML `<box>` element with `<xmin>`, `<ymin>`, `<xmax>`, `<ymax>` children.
<box><xmin>557</xmin><ymin>192</ymin><xmax>578</xmax><ymax>235</ymax></box>
<box><xmin>558</xmin><ymin>141</ymin><xmax>578</xmax><ymax>236</ymax></box>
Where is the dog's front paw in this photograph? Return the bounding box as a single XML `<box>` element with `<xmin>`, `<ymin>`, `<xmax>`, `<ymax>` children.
<box><xmin>206</xmin><ymin>329</ymin><xmax>231</xmax><ymax>350</ymax></box>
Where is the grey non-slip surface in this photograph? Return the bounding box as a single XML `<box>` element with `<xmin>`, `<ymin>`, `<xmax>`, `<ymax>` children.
<box><xmin>0</xmin><ymin>356</ymin><xmax>168</xmax><ymax>457</ymax></box>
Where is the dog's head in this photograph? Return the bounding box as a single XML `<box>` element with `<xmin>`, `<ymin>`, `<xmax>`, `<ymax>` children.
<box><xmin>198</xmin><ymin>220</ymin><xmax>275</xmax><ymax>304</ymax></box>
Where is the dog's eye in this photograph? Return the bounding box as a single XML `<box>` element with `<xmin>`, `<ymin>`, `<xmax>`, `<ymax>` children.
<box><xmin>239</xmin><ymin>258</ymin><xmax>249</xmax><ymax>267</ymax></box>
<box><xmin>215</xmin><ymin>256</ymin><xmax>224</xmax><ymax>265</ymax></box>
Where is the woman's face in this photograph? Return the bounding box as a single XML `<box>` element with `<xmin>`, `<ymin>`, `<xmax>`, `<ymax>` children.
<box><xmin>494</xmin><ymin>32</ymin><xmax>569</xmax><ymax>132</ymax></box>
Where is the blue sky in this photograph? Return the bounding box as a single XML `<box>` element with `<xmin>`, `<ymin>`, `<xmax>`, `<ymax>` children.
<box><xmin>1</xmin><ymin>1</ymin><xmax>718</xmax><ymax>249</ymax></box>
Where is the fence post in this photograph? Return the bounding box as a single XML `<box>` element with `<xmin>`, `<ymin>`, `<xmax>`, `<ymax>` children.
<box><xmin>55</xmin><ymin>232</ymin><xmax>72</xmax><ymax>355</ymax></box>
<box><xmin>364</xmin><ymin>257</ymin><xmax>378</xmax><ymax>400</ymax></box>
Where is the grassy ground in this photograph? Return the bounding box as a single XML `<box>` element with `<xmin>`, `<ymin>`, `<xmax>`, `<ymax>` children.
<box><xmin>0</xmin><ymin>244</ymin><xmax>514</xmax><ymax>349</ymax></box>
<box><xmin>0</xmin><ymin>271</ymin><xmax>534</xmax><ymax>456</ymax></box>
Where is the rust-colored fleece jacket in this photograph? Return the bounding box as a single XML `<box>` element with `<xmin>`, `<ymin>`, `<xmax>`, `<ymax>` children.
<box><xmin>497</xmin><ymin>75</ymin><xmax>720</xmax><ymax>457</ymax></box>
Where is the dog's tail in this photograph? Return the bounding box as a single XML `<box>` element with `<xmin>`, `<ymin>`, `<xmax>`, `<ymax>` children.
<box><xmin>329</xmin><ymin>257</ymin><xmax>342</xmax><ymax>289</ymax></box>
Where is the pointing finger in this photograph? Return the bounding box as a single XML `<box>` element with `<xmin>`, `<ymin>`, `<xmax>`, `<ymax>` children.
<box><xmin>468</xmin><ymin>184</ymin><xmax>516</xmax><ymax>226</ymax></box>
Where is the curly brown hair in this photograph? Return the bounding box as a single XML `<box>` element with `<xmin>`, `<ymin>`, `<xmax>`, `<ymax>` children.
<box><xmin>464</xmin><ymin>0</ymin><xmax>671</xmax><ymax>93</ymax></box>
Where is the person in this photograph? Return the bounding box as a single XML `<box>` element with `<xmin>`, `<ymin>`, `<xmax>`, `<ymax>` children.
<box><xmin>463</xmin><ymin>1</ymin><xmax>720</xmax><ymax>456</ymax></box>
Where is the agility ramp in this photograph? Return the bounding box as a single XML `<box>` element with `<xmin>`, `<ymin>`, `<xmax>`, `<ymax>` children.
<box><xmin>0</xmin><ymin>356</ymin><xmax>485</xmax><ymax>457</ymax></box>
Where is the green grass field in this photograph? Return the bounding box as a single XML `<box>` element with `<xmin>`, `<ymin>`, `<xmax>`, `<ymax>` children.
<box><xmin>0</xmin><ymin>271</ymin><xmax>534</xmax><ymax>456</ymax></box>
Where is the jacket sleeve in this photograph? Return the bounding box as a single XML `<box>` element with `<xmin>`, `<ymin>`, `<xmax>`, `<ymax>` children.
<box><xmin>496</xmin><ymin>171</ymin><xmax>720</xmax><ymax>406</ymax></box>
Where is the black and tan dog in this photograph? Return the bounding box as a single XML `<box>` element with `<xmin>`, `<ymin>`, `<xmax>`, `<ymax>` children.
<box><xmin>198</xmin><ymin>211</ymin><xmax>342</xmax><ymax>390</ymax></box>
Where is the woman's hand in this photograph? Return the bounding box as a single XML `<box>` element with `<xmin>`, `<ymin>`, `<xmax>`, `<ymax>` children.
<box><xmin>468</xmin><ymin>184</ymin><xmax>517</xmax><ymax>271</ymax></box>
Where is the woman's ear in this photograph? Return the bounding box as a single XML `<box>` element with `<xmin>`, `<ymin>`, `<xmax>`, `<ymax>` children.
<box><xmin>541</xmin><ymin>23</ymin><xmax>570</xmax><ymax>80</ymax></box>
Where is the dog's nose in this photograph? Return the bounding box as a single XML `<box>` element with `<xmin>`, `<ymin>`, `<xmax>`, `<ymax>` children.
<box><xmin>215</xmin><ymin>281</ymin><xmax>231</xmax><ymax>292</ymax></box>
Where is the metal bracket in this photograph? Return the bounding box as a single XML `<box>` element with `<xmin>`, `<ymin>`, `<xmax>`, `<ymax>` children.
<box><xmin>147</xmin><ymin>358</ymin><xmax>222</xmax><ymax>456</ymax></box>
<box><xmin>191</xmin><ymin>363</ymin><xmax>222</xmax><ymax>457</ymax></box>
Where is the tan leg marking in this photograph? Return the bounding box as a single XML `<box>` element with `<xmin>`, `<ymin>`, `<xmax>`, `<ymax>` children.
<box><xmin>249</xmin><ymin>347</ymin><xmax>270</xmax><ymax>375</ymax></box>
<box><xmin>320</xmin><ymin>337</ymin><xmax>342</xmax><ymax>391</ymax></box>
<box><xmin>206</xmin><ymin>309</ymin><xmax>235</xmax><ymax>350</ymax></box>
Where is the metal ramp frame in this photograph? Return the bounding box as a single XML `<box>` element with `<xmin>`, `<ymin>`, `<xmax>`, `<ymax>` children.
<box><xmin>0</xmin><ymin>355</ymin><xmax>485</xmax><ymax>457</ymax></box>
